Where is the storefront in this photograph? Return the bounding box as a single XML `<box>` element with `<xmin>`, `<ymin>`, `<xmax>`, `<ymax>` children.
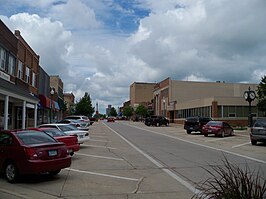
<box><xmin>0</xmin><ymin>78</ymin><xmax>39</xmax><ymax>130</ymax></box>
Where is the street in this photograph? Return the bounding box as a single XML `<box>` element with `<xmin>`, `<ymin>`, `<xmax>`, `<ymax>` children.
<box><xmin>0</xmin><ymin>121</ymin><xmax>265</xmax><ymax>199</ymax></box>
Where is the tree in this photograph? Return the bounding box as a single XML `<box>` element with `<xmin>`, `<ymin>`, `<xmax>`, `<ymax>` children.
<box><xmin>109</xmin><ymin>107</ymin><xmax>117</xmax><ymax>117</ymax></box>
<box><xmin>257</xmin><ymin>75</ymin><xmax>266</xmax><ymax>115</ymax></box>
<box><xmin>123</xmin><ymin>106</ymin><xmax>133</xmax><ymax>119</ymax></box>
<box><xmin>75</xmin><ymin>92</ymin><xmax>94</xmax><ymax>117</ymax></box>
<box><xmin>135</xmin><ymin>104</ymin><xmax>148</xmax><ymax>118</ymax></box>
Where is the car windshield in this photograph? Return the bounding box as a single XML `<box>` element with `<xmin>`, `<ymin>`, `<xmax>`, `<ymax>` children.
<box><xmin>207</xmin><ymin>121</ymin><xmax>222</xmax><ymax>126</ymax></box>
<box><xmin>16</xmin><ymin>130</ymin><xmax>57</xmax><ymax>145</ymax></box>
<box><xmin>41</xmin><ymin>129</ymin><xmax>67</xmax><ymax>137</ymax></box>
<box><xmin>58</xmin><ymin>124</ymin><xmax>78</xmax><ymax>132</ymax></box>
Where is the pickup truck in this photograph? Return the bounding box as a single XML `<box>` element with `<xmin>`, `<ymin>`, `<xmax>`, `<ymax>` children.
<box><xmin>145</xmin><ymin>115</ymin><xmax>169</xmax><ymax>127</ymax></box>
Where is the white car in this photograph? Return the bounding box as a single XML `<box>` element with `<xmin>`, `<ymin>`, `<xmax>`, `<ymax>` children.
<box><xmin>38</xmin><ymin>123</ymin><xmax>90</xmax><ymax>144</ymax></box>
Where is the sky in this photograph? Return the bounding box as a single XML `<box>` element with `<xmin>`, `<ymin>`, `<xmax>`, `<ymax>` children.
<box><xmin>0</xmin><ymin>0</ymin><xmax>266</xmax><ymax>114</ymax></box>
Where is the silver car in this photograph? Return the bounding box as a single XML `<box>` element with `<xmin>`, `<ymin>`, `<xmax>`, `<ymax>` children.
<box><xmin>250</xmin><ymin>118</ymin><xmax>266</xmax><ymax>145</ymax></box>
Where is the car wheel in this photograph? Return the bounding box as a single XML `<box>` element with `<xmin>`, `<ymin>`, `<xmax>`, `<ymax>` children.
<box><xmin>49</xmin><ymin>170</ymin><xmax>61</xmax><ymax>176</ymax></box>
<box><xmin>5</xmin><ymin>162</ymin><xmax>19</xmax><ymax>183</ymax></box>
<box><xmin>221</xmin><ymin>130</ymin><xmax>225</xmax><ymax>138</ymax></box>
<box><xmin>187</xmin><ymin>130</ymin><xmax>191</xmax><ymax>134</ymax></box>
<box><xmin>251</xmin><ymin>140</ymin><xmax>257</xmax><ymax>145</ymax></box>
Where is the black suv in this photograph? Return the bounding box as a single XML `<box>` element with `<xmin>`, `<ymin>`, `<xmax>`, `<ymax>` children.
<box><xmin>250</xmin><ymin>118</ymin><xmax>266</xmax><ymax>145</ymax></box>
<box><xmin>184</xmin><ymin>116</ymin><xmax>212</xmax><ymax>134</ymax></box>
<box><xmin>145</xmin><ymin>116</ymin><xmax>169</xmax><ymax>127</ymax></box>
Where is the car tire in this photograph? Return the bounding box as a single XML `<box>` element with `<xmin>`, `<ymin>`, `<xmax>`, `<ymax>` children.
<box><xmin>251</xmin><ymin>140</ymin><xmax>257</xmax><ymax>145</ymax></box>
<box><xmin>221</xmin><ymin>130</ymin><xmax>225</xmax><ymax>138</ymax></box>
<box><xmin>187</xmin><ymin>130</ymin><xmax>191</xmax><ymax>134</ymax></box>
<box><xmin>5</xmin><ymin>161</ymin><xmax>19</xmax><ymax>183</ymax></box>
<box><xmin>49</xmin><ymin>170</ymin><xmax>61</xmax><ymax>176</ymax></box>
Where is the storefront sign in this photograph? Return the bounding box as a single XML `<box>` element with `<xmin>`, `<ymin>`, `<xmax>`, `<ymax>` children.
<box><xmin>0</xmin><ymin>71</ymin><xmax>10</xmax><ymax>81</ymax></box>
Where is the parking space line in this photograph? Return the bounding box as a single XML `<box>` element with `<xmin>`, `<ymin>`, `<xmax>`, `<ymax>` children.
<box><xmin>81</xmin><ymin>144</ymin><xmax>117</xmax><ymax>150</ymax></box>
<box><xmin>204</xmin><ymin>137</ymin><xmax>234</xmax><ymax>142</ymax></box>
<box><xmin>232</xmin><ymin>142</ymin><xmax>251</xmax><ymax>148</ymax></box>
<box><xmin>90</xmin><ymin>139</ymin><xmax>110</xmax><ymax>142</ymax></box>
<box><xmin>90</xmin><ymin>135</ymin><xmax>106</xmax><ymax>138</ymax></box>
<box><xmin>65</xmin><ymin>168</ymin><xmax>140</xmax><ymax>181</ymax></box>
<box><xmin>76</xmin><ymin>153</ymin><xmax>124</xmax><ymax>161</ymax></box>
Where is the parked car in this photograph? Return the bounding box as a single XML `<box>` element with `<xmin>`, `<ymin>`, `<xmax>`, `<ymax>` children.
<box><xmin>107</xmin><ymin>116</ymin><xmax>115</xmax><ymax>122</ymax></box>
<box><xmin>145</xmin><ymin>116</ymin><xmax>169</xmax><ymax>127</ymax></box>
<box><xmin>202</xmin><ymin>121</ymin><xmax>234</xmax><ymax>137</ymax></box>
<box><xmin>38</xmin><ymin>124</ymin><xmax>90</xmax><ymax>144</ymax></box>
<box><xmin>0</xmin><ymin>129</ymin><xmax>71</xmax><ymax>183</ymax></box>
<box><xmin>29</xmin><ymin>127</ymin><xmax>80</xmax><ymax>156</ymax></box>
<box><xmin>58</xmin><ymin>119</ymin><xmax>89</xmax><ymax>131</ymax></box>
<box><xmin>250</xmin><ymin>118</ymin><xmax>266</xmax><ymax>145</ymax></box>
<box><xmin>184</xmin><ymin>116</ymin><xmax>212</xmax><ymax>134</ymax></box>
<box><xmin>64</xmin><ymin>115</ymin><xmax>90</xmax><ymax>126</ymax></box>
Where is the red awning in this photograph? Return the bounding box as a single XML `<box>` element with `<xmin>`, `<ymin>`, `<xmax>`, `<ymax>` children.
<box><xmin>39</xmin><ymin>95</ymin><xmax>51</xmax><ymax>108</ymax></box>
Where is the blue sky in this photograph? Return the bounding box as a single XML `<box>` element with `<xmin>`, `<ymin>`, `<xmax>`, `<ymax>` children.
<box><xmin>1</xmin><ymin>0</ymin><xmax>266</xmax><ymax>114</ymax></box>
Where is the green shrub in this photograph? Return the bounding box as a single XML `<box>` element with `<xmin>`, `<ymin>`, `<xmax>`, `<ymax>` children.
<box><xmin>193</xmin><ymin>156</ymin><xmax>266</xmax><ymax>199</ymax></box>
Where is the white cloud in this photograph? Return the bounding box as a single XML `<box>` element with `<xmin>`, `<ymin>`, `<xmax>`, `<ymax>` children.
<box><xmin>1</xmin><ymin>0</ymin><xmax>266</xmax><ymax>113</ymax></box>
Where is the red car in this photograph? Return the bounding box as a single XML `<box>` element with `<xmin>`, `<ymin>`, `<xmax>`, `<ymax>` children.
<box><xmin>31</xmin><ymin>127</ymin><xmax>80</xmax><ymax>156</ymax></box>
<box><xmin>202</xmin><ymin>121</ymin><xmax>234</xmax><ymax>137</ymax></box>
<box><xmin>107</xmin><ymin>117</ymin><xmax>115</xmax><ymax>122</ymax></box>
<box><xmin>0</xmin><ymin>130</ymin><xmax>71</xmax><ymax>183</ymax></box>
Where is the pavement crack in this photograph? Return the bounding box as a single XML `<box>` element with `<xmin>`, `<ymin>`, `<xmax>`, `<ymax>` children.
<box><xmin>133</xmin><ymin>177</ymin><xmax>144</xmax><ymax>194</ymax></box>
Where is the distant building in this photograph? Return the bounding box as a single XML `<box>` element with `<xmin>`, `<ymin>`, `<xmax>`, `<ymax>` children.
<box><xmin>106</xmin><ymin>105</ymin><xmax>112</xmax><ymax>116</ymax></box>
<box><xmin>64</xmin><ymin>92</ymin><xmax>75</xmax><ymax>117</ymax></box>
<box><xmin>130</xmin><ymin>82</ymin><xmax>156</xmax><ymax>113</ymax></box>
<box><xmin>50</xmin><ymin>75</ymin><xmax>64</xmax><ymax>122</ymax></box>
<box><xmin>153</xmin><ymin>77</ymin><xmax>262</xmax><ymax>125</ymax></box>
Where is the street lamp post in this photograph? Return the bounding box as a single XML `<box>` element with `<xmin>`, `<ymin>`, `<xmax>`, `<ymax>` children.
<box><xmin>243</xmin><ymin>87</ymin><xmax>256</xmax><ymax>127</ymax></box>
<box><xmin>50</xmin><ymin>88</ymin><xmax>55</xmax><ymax>123</ymax></box>
<box><xmin>163</xmin><ymin>98</ymin><xmax>166</xmax><ymax>117</ymax></box>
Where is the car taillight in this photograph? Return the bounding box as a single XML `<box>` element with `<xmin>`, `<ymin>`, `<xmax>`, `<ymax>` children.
<box><xmin>24</xmin><ymin>148</ymin><xmax>39</xmax><ymax>160</ymax></box>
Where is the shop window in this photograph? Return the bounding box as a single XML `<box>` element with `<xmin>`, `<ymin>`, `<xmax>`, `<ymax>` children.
<box><xmin>228</xmin><ymin>113</ymin><xmax>236</xmax><ymax>117</ymax></box>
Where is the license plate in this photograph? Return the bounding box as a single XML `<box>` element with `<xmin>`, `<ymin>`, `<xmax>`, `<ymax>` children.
<box><xmin>208</xmin><ymin>130</ymin><xmax>212</xmax><ymax>133</ymax></box>
<box><xmin>48</xmin><ymin>150</ymin><xmax>57</xmax><ymax>156</ymax></box>
<box><xmin>79</xmin><ymin>135</ymin><xmax>84</xmax><ymax>138</ymax></box>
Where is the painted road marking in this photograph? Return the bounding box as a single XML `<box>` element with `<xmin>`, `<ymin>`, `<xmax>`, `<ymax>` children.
<box><xmin>204</xmin><ymin>136</ymin><xmax>234</xmax><ymax>142</ymax></box>
<box><xmin>90</xmin><ymin>135</ymin><xmax>107</xmax><ymax>138</ymax></box>
<box><xmin>76</xmin><ymin>152</ymin><xmax>124</xmax><ymax>161</ymax></box>
<box><xmin>81</xmin><ymin>144</ymin><xmax>117</xmax><ymax>150</ymax></box>
<box><xmin>89</xmin><ymin>139</ymin><xmax>110</xmax><ymax>142</ymax></box>
<box><xmin>232</xmin><ymin>142</ymin><xmax>251</xmax><ymax>148</ymax></box>
<box><xmin>65</xmin><ymin>168</ymin><xmax>140</xmax><ymax>182</ymax></box>
<box><xmin>125</xmin><ymin>123</ymin><xmax>266</xmax><ymax>164</ymax></box>
<box><xmin>103</xmin><ymin>123</ymin><xmax>202</xmax><ymax>196</ymax></box>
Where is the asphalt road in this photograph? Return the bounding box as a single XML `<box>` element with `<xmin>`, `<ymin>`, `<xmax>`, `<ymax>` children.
<box><xmin>0</xmin><ymin>121</ymin><xmax>265</xmax><ymax>199</ymax></box>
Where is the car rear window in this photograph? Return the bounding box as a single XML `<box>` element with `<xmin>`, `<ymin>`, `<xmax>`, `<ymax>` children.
<box><xmin>16</xmin><ymin>131</ymin><xmax>57</xmax><ymax>145</ymax></box>
<box><xmin>254</xmin><ymin>119</ymin><xmax>266</xmax><ymax>128</ymax></box>
<box><xmin>41</xmin><ymin>129</ymin><xmax>67</xmax><ymax>137</ymax></box>
<box><xmin>207</xmin><ymin>121</ymin><xmax>223</xmax><ymax>126</ymax></box>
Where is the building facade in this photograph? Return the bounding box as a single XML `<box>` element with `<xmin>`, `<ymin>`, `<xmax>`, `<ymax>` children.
<box><xmin>63</xmin><ymin>92</ymin><xmax>75</xmax><ymax>117</ymax></box>
<box><xmin>130</xmin><ymin>82</ymin><xmax>156</xmax><ymax>113</ymax></box>
<box><xmin>50</xmin><ymin>75</ymin><xmax>64</xmax><ymax>122</ymax></box>
<box><xmin>153</xmin><ymin>77</ymin><xmax>262</xmax><ymax>126</ymax></box>
<box><xmin>0</xmin><ymin>20</ymin><xmax>39</xmax><ymax>130</ymax></box>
